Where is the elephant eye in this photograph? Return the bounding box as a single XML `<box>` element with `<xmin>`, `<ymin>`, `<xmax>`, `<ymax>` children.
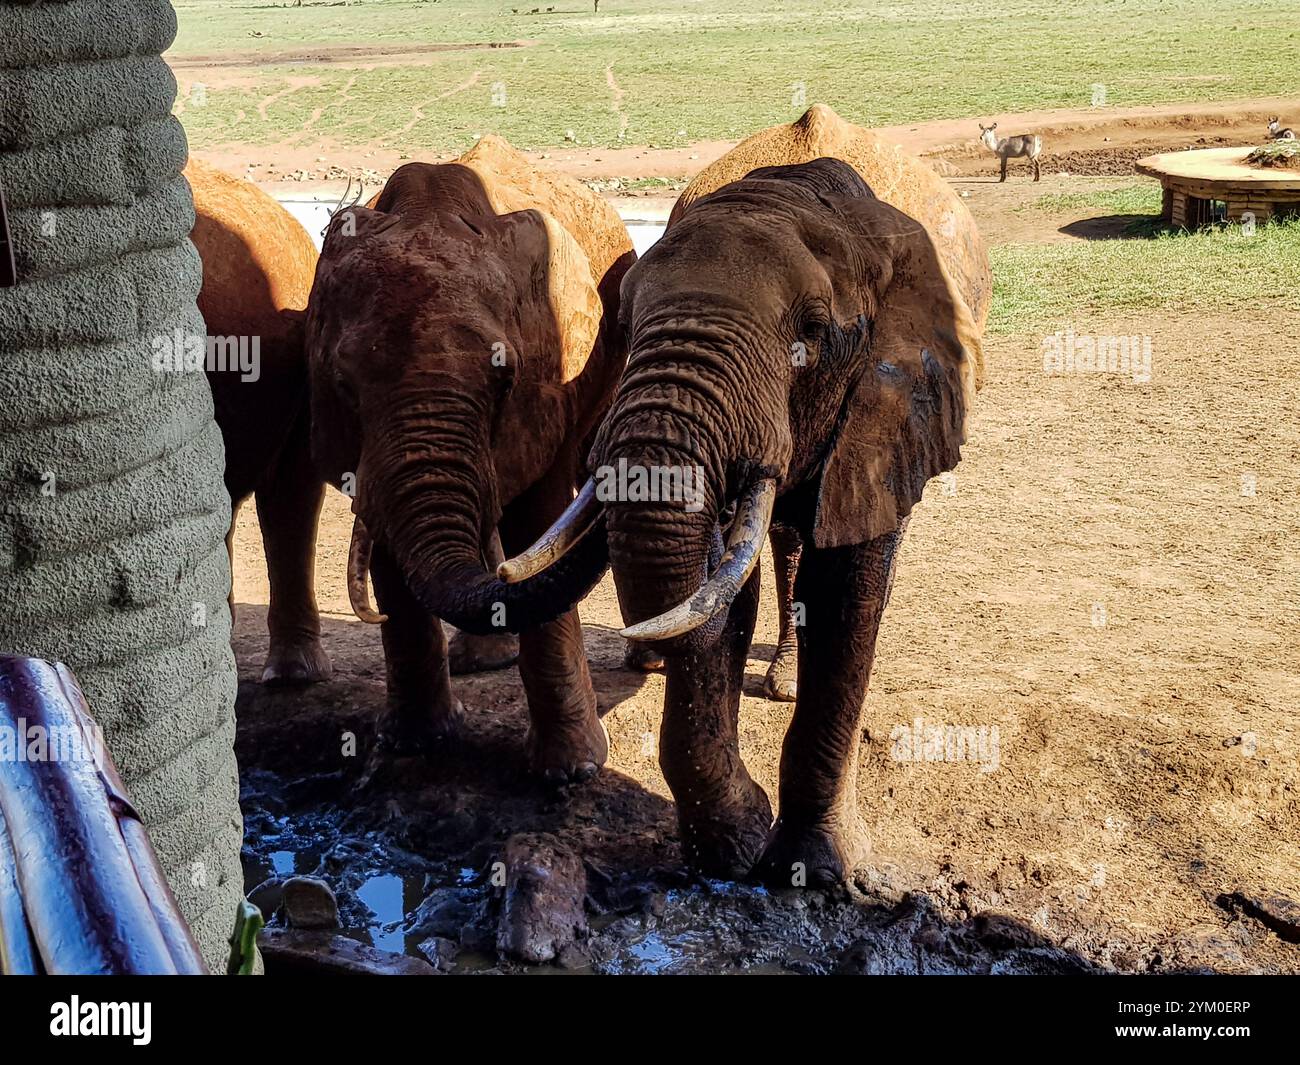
<box><xmin>332</xmin><ymin>365</ymin><xmax>358</xmax><ymax>409</ymax></box>
<box><xmin>798</xmin><ymin>313</ymin><xmax>829</xmax><ymax>343</ymax></box>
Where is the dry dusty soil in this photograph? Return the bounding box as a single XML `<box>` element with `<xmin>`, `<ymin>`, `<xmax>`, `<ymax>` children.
<box><xmin>191</xmin><ymin>93</ymin><xmax>1300</xmax><ymax>194</ymax></box>
<box><xmin>228</xmin><ymin>113</ymin><xmax>1300</xmax><ymax>975</ymax></box>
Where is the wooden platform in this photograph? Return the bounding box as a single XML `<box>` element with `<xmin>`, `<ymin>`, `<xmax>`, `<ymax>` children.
<box><xmin>1135</xmin><ymin>146</ymin><xmax>1300</xmax><ymax>227</ymax></box>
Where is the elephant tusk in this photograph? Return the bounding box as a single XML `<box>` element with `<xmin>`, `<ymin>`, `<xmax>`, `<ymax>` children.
<box><xmin>620</xmin><ymin>479</ymin><xmax>776</xmax><ymax>642</ymax></box>
<box><xmin>347</xmin><ymin>514</ymin><xmax>388</xmax><ymax>624</ymax></box>
<box><xmin>497</xmin><ymin>478</ymin><xmax>603</xmax><ymax>584</ymax></box>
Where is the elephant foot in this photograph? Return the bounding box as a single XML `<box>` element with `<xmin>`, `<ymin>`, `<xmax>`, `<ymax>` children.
<box><xmin>527</xmin><ymin>705</ymin><xmax>608</xmax><ymax>785</ymax></box>
<box><xmin>752</xmin><ymin>812</ymin><xmax>869</xmax><ymax>890</ymax></box>
<box><xmin>762</xmin><ymin>643</ymin><xmax>798</xmax><ymax>702</ymax></box>
<box><xmin>448</xmin><ymin>629</ymin><xmax>518</xmax><ymax>675</ymax></box>
<box><xmin>375</xmin><ymin>697</ymin><xmax>465</xmax><ymax>758</ymax></box>
<box><xmin>261</xmin><ymin>637</ymin><xmax>331</xmax><ymax>686</ymax></box>
<box><xmin>677</xmin><ymin>778</ymin><xmax>774</xmax><ymax>880</ymax></box>
<box><xmin>623</xmin><ymin>640</ymin><xmax>665</xmax><ymax>672</ymax></box>
<box><xmin>356</xmin><ymin>700</ymin><xmax>462</xmax><ymax>792</ymax></box>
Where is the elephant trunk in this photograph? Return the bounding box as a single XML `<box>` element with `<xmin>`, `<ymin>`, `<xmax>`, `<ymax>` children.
<box><xmin>604</xmin><ymin>482</ymin><xmax>718</xmax><ymax>640</ymax></box>
<box><xmin>495</xmin><ymin>330</ymin><xmax>782</xmax><ymax>647</ymax></box>
<box><xmin>362</xmin><ymin>392</ymin><xmax>607</xmax><ymax>636</ymax></box>
<box><xmin>593</xmin><ymin>349</ymin><xmax>754</xmax><ymax>649</ymax></box>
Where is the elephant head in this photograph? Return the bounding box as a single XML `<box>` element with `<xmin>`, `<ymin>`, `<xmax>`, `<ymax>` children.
<box><xmin>502</xmin><ymin>158</ymin><xmax>980</xmax><ymax>652</ymax></box>
<box><xmin>304</xmin><ymin>163</ymin><xmax>612</xmax><ymax>636</ymax></box>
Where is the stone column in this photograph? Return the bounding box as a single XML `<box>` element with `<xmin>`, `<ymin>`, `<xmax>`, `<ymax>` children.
<box><xmin>0</xmin><ymin>0</ymin><xmax>242</xmax><ymax>969</ymax></box>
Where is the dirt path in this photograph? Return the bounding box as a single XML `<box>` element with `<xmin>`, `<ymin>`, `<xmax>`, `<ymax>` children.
<box><xmin>193</xmin><ymin>95</ymin><xmax>1300</xmax><ymax>197</ymax></box>
<box><xmin>169</xmin><ymin>40</ymin><xmax>535</xmax><ymax>70</ymax></box>
<box><xmin>231</xmin><ymin>303</ymin><xmax>1300</xmax><ymax>973</ymax></box>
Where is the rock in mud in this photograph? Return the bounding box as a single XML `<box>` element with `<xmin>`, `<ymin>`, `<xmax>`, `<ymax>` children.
<box><xmin>407</xmin><ymin>886</ymin><xmax>478</xmax><ymax>939</ymax></box>
<box><xmin>282</xmin><ymin>875</ymin><xmax>340</xmax><ymax>930</ymax></box>
<box><xmin>260</xmin><ymin>929</ymin><xmax>436</xmax><ymax>975</ymax></box>
<box><xmin>417</xmin><ymin>936</ymin><xmax>459</xmax><ymax>972</ymax></box>
<box><xmin>835</xmin><ymin>894</ymin><xmax>1098</xmax><ymax>975</ymax></box>
<box><xmin>495</xmin><ymin>833</ymin><xmax>588</xmax><ymax>964</ymax></box>
<box><xmin>246</xmin><ymin>876</ymin><xmax>285</xmax><ymax>921</ymax></box>
<box><xmin>556</xmin><ymin>941</ymin><xmax>591</xmax><ymax>971</ymax></box>
<box><xmin>1220</xmin><ymin>891</ymin><xmax>1300</xmax><ymax>944</ymax></box>
<box><xmin>1163</xmin><ymin>923</ymin><xmax>1250</xmax><ymax>973</ymax></box>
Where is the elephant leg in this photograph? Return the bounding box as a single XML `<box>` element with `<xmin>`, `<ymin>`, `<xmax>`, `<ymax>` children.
<box><xmin>753</xmin><ymin>519</ymin><xmax>908</xmax><ymax>889</ymax></box>
<box><xmin>501</xmin><ymin>474</ymin><xmax>606</xmax><ymax>783</ymax></box>
<box><xmin>256</xmin><ymin>413</ymin><xmax>330</xmax><ymax>685</ymax></box>
<box><xmin>369</xmin><ymin>541</ymin><xmax>462</xmax><ymax>754</ymax></box>
<box><xmin>662</xmin><ymin>564</ymin><xmax>773</xmax><ymax>878</ymax></box>
<box><xmin>447</xmin><ymin>529</ymin><xmax>519</xmax><ymax>675</ymax></box>
<box><xmin>225</xmin><ymin>496</ymin><xmax>242</xmax><ymax>625</ymax></box>
<box><xmin>762</xmin><ymin>522</ymin><xmax>801</xmax><ymax>702</ymax></box>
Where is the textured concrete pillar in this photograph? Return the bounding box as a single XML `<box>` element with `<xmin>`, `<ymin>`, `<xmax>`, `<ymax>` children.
<box><xmin>0</xmin><ymin>0</ymin><xmax>243</xmax><ymax>969</ymax></box>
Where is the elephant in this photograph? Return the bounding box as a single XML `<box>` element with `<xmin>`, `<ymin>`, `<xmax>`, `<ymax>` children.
<box><xmin>499</xmin><ymin>107</ymin><xmax>989</xmax><ymax>884</ymax></box>
<box><xmin>304</xmin><ymin>135</ymin><xmax>635</xmax><ymax>780</ymax></box>
<box><xmin>186</xmin><ymin>159</ymin><xmax>330</xmax><ymax>686</ymax></box>
<box><xmin>666</xmin><ymin>105</ymin><xmax>992</xmax><ymax>704</ymax></box>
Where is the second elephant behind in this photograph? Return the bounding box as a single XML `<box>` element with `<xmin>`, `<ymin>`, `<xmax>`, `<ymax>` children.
<box><xmin>305</xmin><ymin>136</ymin><xmax>635</xmax><ymax>781</ymax></box>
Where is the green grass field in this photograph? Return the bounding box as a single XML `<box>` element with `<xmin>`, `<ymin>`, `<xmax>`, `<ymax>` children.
<box><xmin>172</xmin><ymin>1</ymin><xmax>1300</xmax><ymax>333</ymax></box>
<box><xmin>172</xmin><ymin>0</ymin><xmax>1300</xmax><ymax>154</ymax></box>
<box><xmin>989</xmin><ymin>217</ymin><xmax>1300</xmax><ymax>333</ymax></box>
<box><xmin>1017</xmin><ymin>185</ymin><xmax>1163</xmax><ymax>216</ymax></box>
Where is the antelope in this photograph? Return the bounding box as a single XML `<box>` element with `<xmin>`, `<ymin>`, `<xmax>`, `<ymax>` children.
<box><xmin>1267</xmin><ymin>116</ymin><xmax>1295</xmax><ymax>141</ymax></box>
<box><xmin>979</xmin><ymin>122</ymin><xmax>1042</xmax><ymax>181</ymax></box>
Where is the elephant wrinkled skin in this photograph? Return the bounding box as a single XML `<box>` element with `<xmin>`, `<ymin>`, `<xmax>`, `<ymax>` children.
<box><xmin>512</xmin><ymin>107</ymin><xmax>988</xmax><ymax>884</ymax></box>
<box><xmin>305</xmin><ymin>136</ymin><xmax>634</xmax><ymax>781</ymax></box>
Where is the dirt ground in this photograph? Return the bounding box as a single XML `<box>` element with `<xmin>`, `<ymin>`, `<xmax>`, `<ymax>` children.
<box><xmin>227</xmin><ymin>111</ymin><xmax>1300</xmax><ymax>974</ymax></box>
<box><xmin>190</xmin><ymin>93</ymin><xmax>1300</xmax><ymax>196</ymax></box>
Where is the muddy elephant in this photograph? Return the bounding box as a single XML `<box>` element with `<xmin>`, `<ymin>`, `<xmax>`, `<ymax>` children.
<box><xmin>305</xmin><ymin>136</ymin><xmax>635</xmax><ymax>780</ymax></box>
<box><xmin>665</xmin><ymin>106</ymin><xmax>992</xmax><ymax>704</ymax></box>
<box><xmin>186</xmin><ymin>159</ymin><xmax>330</xmax><ymax>685</ymax></box>
<box><xmin>502</xmin><ymin>107</ymin><xmax>988</xmax><ymax>884</ymax></box>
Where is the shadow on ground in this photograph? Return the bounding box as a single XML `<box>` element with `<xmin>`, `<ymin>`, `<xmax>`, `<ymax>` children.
<box><xmin>1058</xmin><ymin>214</ymin><xmax>1165</xmax><ymax>240</ymax></box>
<box><xmin>231</xmin><ymin>608</ymin><xmax>1125</xmax><ymax>974</ymax></box>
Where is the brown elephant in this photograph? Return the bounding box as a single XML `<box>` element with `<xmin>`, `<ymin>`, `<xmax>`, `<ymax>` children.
<box><xmin>502</xmin><ymin>107</ymin><xmax>988</xmax><ymax>883</ymax></box>
<box><xmin>186</xmin><ymin>159</ymin><xmax>330</xmax><ymax>685</ymax></box>
<box><xmin>305</xmin><ymin>135</ymin><xmax>635</xmax><ymax>780</ymax></box>
<box><xmin>666</xmin><ymin>105</ymin><xmax>991</xmax><ymax>703</ymax></box>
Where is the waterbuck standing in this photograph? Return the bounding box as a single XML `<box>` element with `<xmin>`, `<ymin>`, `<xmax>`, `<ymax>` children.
<box><xmin>979</xmin><ymin>122</ymin><xmax>1042</xmax><ymax>181</ymax></box>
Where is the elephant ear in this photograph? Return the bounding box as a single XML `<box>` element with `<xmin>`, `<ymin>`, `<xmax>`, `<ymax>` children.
<box><xmin>500</xmin><ymin>209</ymin><xmax>602</xmax><ymax>384</ymax></box>
<box><xmin>811</xmin><ymin>195</ymin><xmax>981</xmax><ymax>549</ymax></box>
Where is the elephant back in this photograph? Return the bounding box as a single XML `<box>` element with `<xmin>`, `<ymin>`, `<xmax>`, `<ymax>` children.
<box><xmin>456</xmin><ymin>134</ymin><xmax>635</xmax><ymax>305</ymax></box>
<box><xmin>673</xmin><ymin>105</ymin><xmax>991</xmax><ymax>367</ymax></box>
<box><xmin>185</xmin><ymin>159</ymin><xmax>318</xmax><ymax>345</ymax></box>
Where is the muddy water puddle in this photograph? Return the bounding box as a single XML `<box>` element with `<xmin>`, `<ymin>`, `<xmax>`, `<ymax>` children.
<box><xmin>239</xmin><ymin>766</ymin><xmax>1101</xmax><ymax>975</ymax></box>
<box><xmin>239</xmin><ymin>768</ymin><xmax>856</xmax><ymax>974</ymax></box>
